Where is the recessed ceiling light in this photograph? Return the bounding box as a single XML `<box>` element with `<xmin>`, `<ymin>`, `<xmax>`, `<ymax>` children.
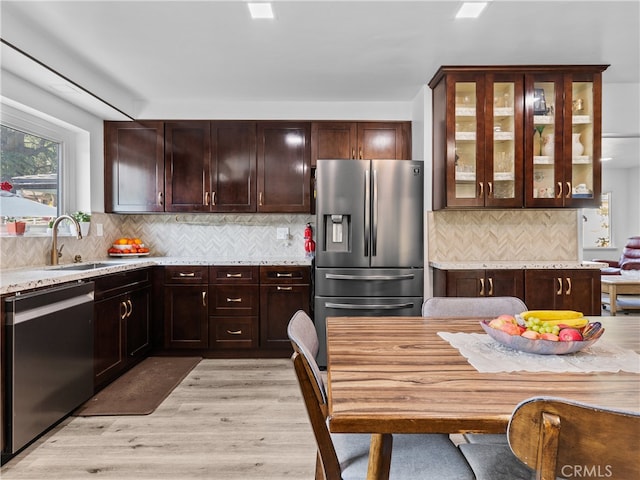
<box><xmin>248</xmin><ymin>2</ymin><xmax>274</xmax><ymax>19</ymax></box>
<box><xmin>455</xmin><ymin>2</ymin><xmax>488</xmax><ymax>19</ymax></box>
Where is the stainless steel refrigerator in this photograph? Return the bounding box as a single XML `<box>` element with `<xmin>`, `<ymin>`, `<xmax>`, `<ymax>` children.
<box><xmin>314</xmin><ymin>159</ymin><xmax>424</xmax><ymax>366</ymax></box>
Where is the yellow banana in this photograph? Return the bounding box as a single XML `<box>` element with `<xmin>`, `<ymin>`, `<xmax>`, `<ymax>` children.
<box><xmin>546</xmin><ymin>318</ymin><xmax>589</xmax><ymax>328</ymax></box>
<box><xmin>521</xmin><ymin>310</ymin><xmax>584</xmax><ymax>321</ymax></box>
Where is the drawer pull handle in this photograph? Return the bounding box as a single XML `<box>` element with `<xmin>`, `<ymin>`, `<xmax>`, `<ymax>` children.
<box><xmin>277</xmin><ymin>286</ymin><xmax>293</xmax><ymax>291</ymax></box>
<box><xmin>488</xmin><ymin>277</ymin><xmax>494</xmax><ymax>296</ymax></box>
<box><xmin>479</xmin><ymin>278</ymin><xmax>485</xmax><ymax>296</ymax></box>
<box><xmin>226</xmin><ymin>273</ymin><xmax>243</xmax><ymax>278</ymax></box>
<box><xmin>179</xmin><ymin>272</ymin><xmax>196</xmax><ymax>277</ymax></box>
<box><xmin>202</xmin><ymin>291</ymin><xmax>207</xmax><ymax>307</ymax></box>
<box><xmin>556</xmin><ymin>182</ymin><xmax>562</xmax><ymax>198</ymax></box>
<box><xmin>227</xmin><ymin>297</ymin><xmax>242</xmax><ymax>303</ymax></box>
<box><xmin>126</xmin><ymin>299</ymin><xmax>133</xmax><ymax>317</ymax></box>
<box><xmin>556</xmin><ymin>277</ymin><xmax>563</xmax><ymax>295</ymax></box>
<box><xmin>276</xmin><ymin>273</ymin><xmax>293</xmax><ymax>277</ymax></box>
<box><xmin>158</xmin><ymin>192</ymin><xmax>164</xmax><ymax>206</ymax></box>
<box><xmin>565</xmin><ymin>277</ymin><xmax>572</xmax><ymax>295</ymax></box>
<box><xmin>227</xmin><ymin>330</ymin><xmax>243</xmax><ymax>335</ymax></box>
<box><xmin>566</xmin><ymin>182</ymin><xmax>571</xmax><ymax>199</ymax></box>
<box><xmin>120</xmin><ymin>301</ymin><xmax>127</xmax><ymax>320</ymax></box>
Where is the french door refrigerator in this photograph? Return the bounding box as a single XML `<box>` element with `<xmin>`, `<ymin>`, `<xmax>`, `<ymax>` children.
<box><xmin>314</xmin><ymin>159</ymin><xmax>424</xmax><ymax>366</ymax></box>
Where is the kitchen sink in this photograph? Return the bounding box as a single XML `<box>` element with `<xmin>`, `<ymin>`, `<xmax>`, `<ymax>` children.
<box><xmin>51</xmin><ymin>262</ymin><xmax>124</xmax><ymax>271</ymax></box>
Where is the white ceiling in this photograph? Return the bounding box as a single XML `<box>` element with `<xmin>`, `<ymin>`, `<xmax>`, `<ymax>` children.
<box><xmin>1</xmin><ymin>0</ymin><xmax>639</xmax><ymax>168</ymax></box>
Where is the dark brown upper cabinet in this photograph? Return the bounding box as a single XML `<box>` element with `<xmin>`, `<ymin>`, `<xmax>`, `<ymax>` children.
<box><xmin>104</xmin><ymin>121</ymin><xmax>165</xmax><ymax>213</ymax></box>
<box><xmin>257</xmin><ymin>122</ymin><xmax>311</xmax><ymax>213</ymax></box>
<box><xmin>311</xmin><ymin>121</ymin><xmax>411</xmax><ymax>165</ymax></box>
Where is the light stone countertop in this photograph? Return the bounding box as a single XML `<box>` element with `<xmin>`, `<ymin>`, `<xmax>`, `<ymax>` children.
<box><xmin>0</xmin><ymin>256</ymin><xmax>313</xmax><ymax>296</ymax></box>
<box><xmin>429</xmin><ymin>260</ymin><xmax>608</xmax><ymax>270</ymax></box>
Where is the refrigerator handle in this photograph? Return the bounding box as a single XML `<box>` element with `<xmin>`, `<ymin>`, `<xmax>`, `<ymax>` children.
<box><xmin>372</xmin><ymin>167</ymin><xmax>378</xmax><ymax>257</ymax></box>
<box><xmin>364</xmin><ymin>169</ymin><xmax>370</xmax><ymax>257</ymax></box>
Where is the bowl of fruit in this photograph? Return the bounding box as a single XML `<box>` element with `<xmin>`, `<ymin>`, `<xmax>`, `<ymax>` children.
<box><xmin>481</xmin><ymin>311</ymin><xmax>604</xmax><ymax>355</ymax></box>
<box><xmin>107</xmin><ymin>237</ymin><xmax>150</xmax><ymax>257</ymax></box>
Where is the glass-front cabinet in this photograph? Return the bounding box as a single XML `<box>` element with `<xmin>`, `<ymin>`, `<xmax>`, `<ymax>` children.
<box><xmin>430</xmin><ymin>65</ymin><xmax>607</xmax><ymax>210</ymax></box>
<box><xmin>441</xmin><ymin>73</ymin><xmax>523</xmax><ymax>208</ymax></box>
<box><xmin>525</xmin><ymin>71</ymin><xmax>603</xmax><ymax>207</ymax></box>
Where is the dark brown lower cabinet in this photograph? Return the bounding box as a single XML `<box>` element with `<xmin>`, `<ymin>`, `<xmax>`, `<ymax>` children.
<box><xmin>163</xmin><ymin>266</ymin><xmax>209</xmax><ymax>349</ymax></box>
<box><xmin>524</xmin><ymin>269</ymin><xmax>601</xmax><ymax>316</ymax></box>
<box><xmin>94</xmin><ymin>269</ymin><xmax>152</xmax><ymax>390</ymax></box>
<box><xmin>433</xmin><ymin>267</ymin><xmax>600</xmax><ymax>316</ymax></box>
<box><xmin>160</xmin><ymin>265</ymin><xmax>311</xmax><ymax>357</ymax></box>
<box><xmin>433</xmin><ymin>269</ymin><xmax>524</xmax><ymax>299</ymax></box>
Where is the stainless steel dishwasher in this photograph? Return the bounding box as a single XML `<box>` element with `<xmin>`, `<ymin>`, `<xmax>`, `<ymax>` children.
<box><xmin>4</xmin><ymin>281</ymin><xmax>94</xmax><ymax>454</ymax></box>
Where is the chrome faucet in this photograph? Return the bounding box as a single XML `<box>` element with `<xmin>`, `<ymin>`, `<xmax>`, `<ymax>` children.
<box><xmin>50</xmin><ymin>215</ymin><xmax>82</xmax><ymax>265</ymax></box>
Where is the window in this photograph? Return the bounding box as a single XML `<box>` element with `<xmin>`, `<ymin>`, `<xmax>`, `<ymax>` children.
<box><xmin>582</xmin><ymin>192</ymin><xmax>612</xmax><ymax>248</ymax></box>
<box><xmin>1</xmin><ymin>124</ymin><xmax>60</xmax><ymax>219</ymax></box>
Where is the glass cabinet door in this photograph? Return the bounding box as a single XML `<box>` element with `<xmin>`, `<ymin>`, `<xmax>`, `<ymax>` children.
<box><xmin>525</xmin><ymin>74</ymin><xmax>564</xmax><ymax>207</ymax></box>
<box><xmin>486</xmin><ymin>76</ymin><xmax>523</xmax><ymax>207</ymax></box>
<box><xmin>453</xmin><ymin>81</ymin><xmax>481</xmax><ymax>204</ymax></box>
<box><xmin>566</xmin><ymin>78</ymin><xmax>599</xmax><ymax>206</ymax></box>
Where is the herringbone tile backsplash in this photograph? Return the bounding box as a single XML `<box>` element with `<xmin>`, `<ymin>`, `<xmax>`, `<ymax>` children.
<box><xmin>428</xmin><ymin>209</ymin><xmax>579</xmax><ymax>262</ymax></box>
<box><xmin>1</xmin><ymin>210</ymin><xmax>578</xmax><ymax>269</ymax></box>
<box><xmin>1</xmin><ymin>213</ymin><xmax>314</xmax><ymax>269</ymax></box>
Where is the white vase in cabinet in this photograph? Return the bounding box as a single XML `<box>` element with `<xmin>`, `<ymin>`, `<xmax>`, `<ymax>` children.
<box><xmin>542</xmin><ymin>134</ymin><xmax>554</xmax><ymax>157</ymax></box>
<box><xmin>572</xmin><ymin>133</ymin><xmax>584</xmax><ymax>156</ymax></box>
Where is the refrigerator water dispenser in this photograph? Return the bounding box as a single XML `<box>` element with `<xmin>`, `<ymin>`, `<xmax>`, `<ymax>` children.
<box><xmin>324</xmin><ymin>214</ymin><xmax>350</xmax><ymax>252</ymax></box>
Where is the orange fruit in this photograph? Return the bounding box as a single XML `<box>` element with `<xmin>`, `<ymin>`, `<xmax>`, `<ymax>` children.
<box><xmin>116</xmin><ymin>238</ymin><xmax>128</xmax><ymax>245</ymax></box>
<box><xmin>133</xmin><ymin>238</ymin><xmax>142</xmax><ymax>245</ymax></box>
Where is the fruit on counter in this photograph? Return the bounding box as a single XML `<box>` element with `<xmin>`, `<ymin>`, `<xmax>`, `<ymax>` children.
<box><xmin>108</xmin><ymin>237</ymin><xmax>149</xmax><ymax>254</ymax></box>
<box><xmin>521</xmin><ymin>330</ymin><xmax>541</xmax><ymax>340</ymax></box>
<box><xmin>540</xmin><ymin>333</ymin><xmax>560</xmax><ymax>342</ymax></box>
<box><xmin>558</xmin><ymin>328</ymin><xmax>583</xmax><ymax>342</ymax></box>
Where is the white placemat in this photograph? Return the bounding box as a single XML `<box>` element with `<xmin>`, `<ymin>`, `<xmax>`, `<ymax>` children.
<box><xmin>438</xmin><ymin>332</ymin><xmax>640</xmax><ymax>373</ymax></box>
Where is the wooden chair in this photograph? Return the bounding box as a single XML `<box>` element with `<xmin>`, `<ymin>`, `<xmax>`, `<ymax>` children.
<box><xmin>422</xmin><ymin>296</ymin><xmax>527</xmax><ymax>445</ymax></box>
<box><xmin>459</xmin><ymin>396</ymin><xmax>640</xmax><ymax>480</ymax></box>
<box><xmin>287</xmin><ymin>310</ymin><xmax>475</xmax><ymax>480</ymax></box>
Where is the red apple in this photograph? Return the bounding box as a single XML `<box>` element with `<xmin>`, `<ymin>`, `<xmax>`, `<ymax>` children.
<box><xmin>489</xmin><ymin>315</ymin><xmax>517</xmax><ymax>330</ymax></box>
<box><xmin>558</xmin><ymin>328</ymin><xmax>583</xmax><ymax>342</ymax></box>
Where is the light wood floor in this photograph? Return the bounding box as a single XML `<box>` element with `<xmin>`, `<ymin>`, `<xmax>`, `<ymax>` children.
<box><xmin>1</xmin><ymin>359</ymin><xmax>317</xmax><ymax>479</ymax></box>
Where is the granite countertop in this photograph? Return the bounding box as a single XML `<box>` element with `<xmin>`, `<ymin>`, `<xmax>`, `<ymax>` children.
<box><xmin>429</xmin><ymin>260</ymin><xmax>608</xmax><ymax>270</ymax></box>
<box><xmin>0</xmin><ymin>256</ymin><xmax>313</xmax><ymax>296</ymax></box>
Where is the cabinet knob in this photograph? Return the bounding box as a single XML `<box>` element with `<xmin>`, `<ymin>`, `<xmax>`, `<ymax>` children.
<box><xmin>158</xmin><ymin>192</ymin><xmax>164</xmax><ymax>206</ymax></box>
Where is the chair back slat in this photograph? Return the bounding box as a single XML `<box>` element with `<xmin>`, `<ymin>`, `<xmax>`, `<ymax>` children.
<box><xmin>509</xmin><ymin>397</ymin><xmax>640</xmax><ymax>480</ymax></box>
<box><xmin>422</xmin><ymin>296</ymin><xmax>527</xmax><ymax>318</ymax></box>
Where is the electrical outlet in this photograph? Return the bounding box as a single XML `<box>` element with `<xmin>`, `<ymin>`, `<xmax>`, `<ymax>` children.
<box><xmin>96</xmin><ymin>223</ymin><xmax>104</xmax><ymax>236</ymax></box>
<box><xmin>276</xmin><ymin>227</ymin><xmax>289</xmax><ymax>240</ymax></box>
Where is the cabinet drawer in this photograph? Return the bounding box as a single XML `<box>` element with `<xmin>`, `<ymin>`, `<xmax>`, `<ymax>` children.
<box><xmin>164</xmin><ymin>266</ymin><xmax>209</xmax><ymax>284</ymax></box>
<box><xmin>94</xmin><ymin>268</ymin><xmax>150</xmax><ymax>300</ymax></box>
<box><xmin>209</xmin><ymin>285</ymin><xmax>259</xmax><ymax>315</ymax></box>
<box><xmin>259</xmin><ymin>266</ymin><xmax>310</xmax><ymax>284</ymax></box>
<box><xmin>210</xmin><ymin>266</ymin><xmax>259</xmax><ymax>284</ymax></box>
<box><xmin>210</xmin><ymin>316</ymin><xmax>257</xmax><ymax>349</ymax></box>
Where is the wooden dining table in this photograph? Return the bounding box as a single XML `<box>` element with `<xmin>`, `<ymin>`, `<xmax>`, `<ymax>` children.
<box><xmin>325</xmin><ymin>316</ymin><xmax>640</xmax><ymax>480</ymax></box>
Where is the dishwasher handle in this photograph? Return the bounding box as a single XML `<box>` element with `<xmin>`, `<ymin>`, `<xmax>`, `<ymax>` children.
<box><xmin>5</xmin><ymin>282</ymin><xmax>95</xmax><ymax>326</ymax></box>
